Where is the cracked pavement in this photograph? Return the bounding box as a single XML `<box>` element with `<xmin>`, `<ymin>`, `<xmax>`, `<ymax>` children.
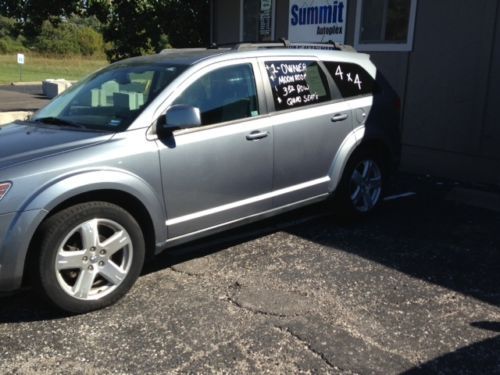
<box><xmin>1</xmin><ymin>174</ymin><xmax>499</xmax><ymax>374</ymax></box>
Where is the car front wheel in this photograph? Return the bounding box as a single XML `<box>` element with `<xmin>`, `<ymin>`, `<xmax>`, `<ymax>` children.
<box><xmin>35</xmin><ymin>202</ymin><xmax>145</xmax><ymax>313</ymax></box>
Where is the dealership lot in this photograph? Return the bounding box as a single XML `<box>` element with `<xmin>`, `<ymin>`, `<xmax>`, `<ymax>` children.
<box><xmin>0</xmin><ymin>174</ymin><xmax>499</xmax><ymax>374</ymax></box>
<box><xmin>0</xmin><ymin>84</ymin><xmax>49</xmax><ymax>112</ymax></box>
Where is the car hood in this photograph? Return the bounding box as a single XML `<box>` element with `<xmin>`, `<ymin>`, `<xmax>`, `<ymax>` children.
<box><xmin>0</xmin><ymin>122</ymin><xmax>113</xmax><ymax>172</ymax></box>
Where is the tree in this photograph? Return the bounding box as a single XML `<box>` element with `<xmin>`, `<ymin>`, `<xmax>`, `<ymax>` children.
<box><xmin>0</xmin><ymin>0</ymin><xmax>82</xmax><ymax>38</ymax></box>
<box><xmin>86</xmin><ymin>0</ymin><xmax>112</xmax><ymax>24</ymax></box>
<box><xmin>156</xmin><ymin>0</ymin><xmax>209</xmax><ymax>48</ymax></box>
<box><xmin>103</xmin><ymin>0</ymin><xmax>158</xmax><ymax>61</ymax></box>
<box><xmin>104</xmin><ymin>0</ymin><xmax>209</xmax><ymax>61</ymax></box>
<box><xmin>0</xmin><ymin>0</ymin><xmax>25</xmax><ymax>18</ymax></box>
<box><xmin>0</xmin><ymin>15</ymin><xmax>26</xmax><ymax>53</ymax></box>
<box><xmin>0</xmin><ymin>15</ymin><xmax>17</xmax><ymax>38</ymax></box>
<box><xmin>0</xmin><ymin>0</ymin><xmax>209</xmax><ymax>60</ymax></box>
<box><xmin>34</xmin><ymin>19</ymin><xmax>104</xmax><ymax>56</ymax></box>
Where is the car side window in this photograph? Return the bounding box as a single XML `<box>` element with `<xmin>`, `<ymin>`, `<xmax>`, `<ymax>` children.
<box><xmin>264</xmin><ymin>60</ymin><xmax>330</xmax><ymax>111</ymax></box>
<box><xmin>173</xmin><ymin>63</ymin><xmax>259</xmax><ymax>126</ymax></box>
<box><xmin>323</xmin><ymin>61</ymin><xmax>375</xmax><ymax>98</ymax></box>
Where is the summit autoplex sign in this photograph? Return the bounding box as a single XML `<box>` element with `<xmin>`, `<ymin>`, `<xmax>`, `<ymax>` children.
<box><xmin>289</xmin><ymin>0</ymin><xmax>347</xmax><ymax>43</ymax></box>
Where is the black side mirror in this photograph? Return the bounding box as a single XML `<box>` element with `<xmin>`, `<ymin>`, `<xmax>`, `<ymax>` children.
<box><xmin>156</xmin><ymin>104</ymin><xmax>201</xmax><ymax>138</ymax></box>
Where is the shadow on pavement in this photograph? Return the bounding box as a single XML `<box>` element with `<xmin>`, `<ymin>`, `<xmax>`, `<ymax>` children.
<box><xmin>403</xmin><ymin>326</ymin><xmax>500</xmax><ymax>374</ymax></box>
<box><xmin>288</xmin><ymin>175</ymin><xmax>500</xmax><ymax>307</ymax></box>
<box><xmin>285</xmin><ymin>175</ymin><xmax>500</xmax><ymax>373</ymax></box>
<box><xmin>145</xmin><ymin>175</ymin><xmax>500</xmax><ymax>373</ymax></box>
<box><xmin>0</xmin><ymin>290</ymin><xmax>68</xmax><ymax>322</ymax></box>
<box><xmin>0</xmin><ymin>205</ymin><xmax>286</xmax><ymax>323</ymax></box>
<box><xmin>0</xmin><ymin>174</ymin><xmax>499</xmax><ymax>371</ymax></box>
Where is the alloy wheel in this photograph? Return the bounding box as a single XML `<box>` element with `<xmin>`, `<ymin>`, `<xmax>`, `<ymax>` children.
<box><xmin>54</xmin><ymin>218</ymin><xmax>133</xmax><ymax>301</ymax></box>
<box><xmin>349</xmin><ymin>159</ymin><xmax>382</xmax><ymax>212</ymax></box>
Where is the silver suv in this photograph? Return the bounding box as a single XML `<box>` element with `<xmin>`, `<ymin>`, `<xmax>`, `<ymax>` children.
<box><xmin>0</xmin><ymin>42</ymin><xmax>400</xmax><ymax>312</ymax></box>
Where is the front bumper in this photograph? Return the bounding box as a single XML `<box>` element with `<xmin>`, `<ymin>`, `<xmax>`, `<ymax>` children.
<box><xmin>0</xmin><ymin>209</ymin><xmax>46</xmax><ymax>291</ymax></box>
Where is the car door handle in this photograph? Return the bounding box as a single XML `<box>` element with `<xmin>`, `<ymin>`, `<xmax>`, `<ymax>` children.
<box><xmin>331</xmin><ymin>113</ymin><xmax>349</xmax><ymax>122</ymax></box>
<box><xmin>246</xmin><ymin>130</ymin><xmax>269</xmax><ymax>141</ymax></box>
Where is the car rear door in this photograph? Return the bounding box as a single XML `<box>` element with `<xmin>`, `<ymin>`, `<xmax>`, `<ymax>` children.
<box><xmin>258</xmin><ymin>57</ymin><xmax>354</xmax><ymax>207</ymax></box>
<box><xmin>322</xmin><ymin>60</ymin><xmax>376</xmax><ymax>134</ymax></box>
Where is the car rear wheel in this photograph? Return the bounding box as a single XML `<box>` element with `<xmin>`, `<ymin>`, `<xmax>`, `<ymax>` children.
<box><xmin>334</xmin><ymin>149</ymin><xmax>386</xmax><ymax>220</ymax></box>
<box><xmin>349</xmin><ymin>158</ymin><xmax>383</xmax><ymax>213</ymax></box>
<box><xmin>36</xmin><ymin>202</ymin><xmax>145</xmax><ymax>313</ymax></box>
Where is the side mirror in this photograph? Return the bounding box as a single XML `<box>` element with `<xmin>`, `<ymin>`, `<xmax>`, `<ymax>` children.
<box><xmin>156</xmin><ymin>104</ymin><xmax>201</xmax><ymax>138</ymax></box>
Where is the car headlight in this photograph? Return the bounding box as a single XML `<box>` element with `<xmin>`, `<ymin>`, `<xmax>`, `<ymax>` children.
<box><xmin>0</xmin><ymin>182</ymin><xmax>12</xmax><ymax>201</ymax></box>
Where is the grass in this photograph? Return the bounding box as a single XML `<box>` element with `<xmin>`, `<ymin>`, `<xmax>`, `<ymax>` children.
<box><xmin>0</xmin><ymin>54</ymin><xmax>108</xmax><ymax>84</ymax></box>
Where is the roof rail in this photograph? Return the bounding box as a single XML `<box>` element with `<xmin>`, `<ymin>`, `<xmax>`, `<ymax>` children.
<box><xmin>231</xmin><ymin>38</ymin><xmax>289</xmax><ymax>50</ymax></box>
<box><xmin>159</xmin><ymin>48</ymin><xmax>209</xmax><ymax>54</ymax></box>
<box><xmin>231</xmin><ymin>39</ymin><xmax>356</xmax><ymax>52</ymax></box>
<box><xmin>289</xmin><ymin>42</ymin><xmax>357</xmax><ymax>52</ymax></box>
<box><xmin>158</xmin><ymin>40</ymin><xmax>356</xmax><ymax>54</ymax></box>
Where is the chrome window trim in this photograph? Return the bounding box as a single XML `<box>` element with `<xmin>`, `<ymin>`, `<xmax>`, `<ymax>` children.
<box><xmin>128</xmin><ymin>49</ymin><xmax>375</xmax><ymax>131</ymax></box>
<box><xmin>165</xmin><ymin>176</ymin><xmax>330</xmax><ymax>226</ymax></box>
<box><xmin>144</xmin><ymin>58</ymin><xmax>267</xmax><ymax>136</ymax></box>
<box><xmin>164</xmin><ymin>193</ymin><xmax>328</xmax><ymax>246</ymax></box>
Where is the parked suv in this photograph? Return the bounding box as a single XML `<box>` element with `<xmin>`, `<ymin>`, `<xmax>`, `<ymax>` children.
<box><xmin>0</xmin><ymin>42</ymin><xmax>400</xmax><ymax>313</ymax></box>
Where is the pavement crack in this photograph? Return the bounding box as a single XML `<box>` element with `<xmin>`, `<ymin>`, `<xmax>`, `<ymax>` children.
<box><xmin>273</xmin><ymin>325</ymin><xmax>358</xmax><ymax>374</ymax></box>
<box><xmin>225</xmin><ymin>281</ymin><xmax>306</xmax><ymax>318</ymax></box>
<box><xmin>169</xmin><ymin>266</ymin><xmax>200</xmax><ymax>277</ymax></box>
<box><xmin>226</xmin><ymin>294</ymin><xmax>287</xmax><ymax>318</ymax></box>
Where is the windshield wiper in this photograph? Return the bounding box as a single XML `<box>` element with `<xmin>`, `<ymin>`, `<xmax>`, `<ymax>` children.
<box><xmin>34</xmin><ymin>117</ymin><xmax>86</xmax><ymax>129</ymax></box>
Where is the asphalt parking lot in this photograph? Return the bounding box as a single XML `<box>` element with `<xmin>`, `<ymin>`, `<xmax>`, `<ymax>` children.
<box><xmin>1</xmin><ymin>173</ymin><xmax>499</xmax><ymax>374</ymax></box>
<box><xmin>0</xmin><ymin>84</ymin><xmax>49</xmax><ymax>112</ymax></box>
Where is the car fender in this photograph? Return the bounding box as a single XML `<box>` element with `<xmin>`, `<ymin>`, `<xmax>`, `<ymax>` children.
<box><xmin>23</xmin><ymin>168</ymin><xmax>167</xmax><ymax>238</ymax></box>
<box><xmin>327</xmin><ymin>125</ymin><xmax>365</xmax><ymax>192</ymax></box>
<box><xmin>0</xmin><ymin>169</ymin><xmax>167</xmax><ymax>291</ymax></box>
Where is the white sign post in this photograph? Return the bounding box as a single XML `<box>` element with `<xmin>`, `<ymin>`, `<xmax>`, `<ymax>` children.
<box><xmin>288</xmin><ymin>0</ymin><xmax>348</xmax><ymax>43</ymax></box>
<box><xmin>17</xmin><ymin>53</ymin><xmax>25</xmax><ymax>82</ymax></box>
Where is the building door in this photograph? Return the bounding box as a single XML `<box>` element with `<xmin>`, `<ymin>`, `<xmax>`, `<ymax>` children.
<box><xmin>242</xmin><ymin>0</ymin><xmax>275</xmax><ymax>41</ymax></box>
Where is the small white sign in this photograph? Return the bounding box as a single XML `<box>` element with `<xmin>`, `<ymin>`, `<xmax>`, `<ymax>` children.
<box><xmin>289</xmin><ymin>0</ymin><xmax>347</xmax><ymax>43</ymax></box>
<box><xmin>17</xmin><ymin>53</ymin><xmax>25</xmax><ymax>65</ymax></box>
<box><xmin>261</xmin><ymin>0</ymin><xmax>272</xmax><ymax>11</ymax></box>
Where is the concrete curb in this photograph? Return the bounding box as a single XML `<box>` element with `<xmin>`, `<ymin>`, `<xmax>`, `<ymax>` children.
<box><xmin>9</xmin><ymin>81</ymin><xmax>42</xmax><ymax>86</ymax></box>
<box><xmin>0</xmin><ymin>111</ymin><xmax>33</xmax><ymax>125</ymax></box>
<box><xmin>10</xmin><ymin>80</ymin><xmax>77</xmax><ymax>86</ymax></box>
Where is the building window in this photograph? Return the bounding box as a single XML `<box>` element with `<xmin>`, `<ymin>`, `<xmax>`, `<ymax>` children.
<box><xmin>241</xmin><ymin>0</ymin><xmax>275</xmax><ymax>42</ymax></box>
<box><xmin>354</xmin><ymin>0</ymin><xmax>418</xmax><ymax>51</ymax></box>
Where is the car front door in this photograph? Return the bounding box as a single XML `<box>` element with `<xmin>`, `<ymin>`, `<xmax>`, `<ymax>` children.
<box><xmin>155</xmin><ymin>60</ymin><xmax>273</xmax><ymax>240</ymax></box>
<box><xmin>258</xmin><ymin>57</ymin><xmax>354</xmax><ymax>207</ymax></box>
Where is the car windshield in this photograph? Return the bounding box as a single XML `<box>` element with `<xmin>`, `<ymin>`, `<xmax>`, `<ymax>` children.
<box><xmin>32</xmin><ymin>62</ymin><xmax>187</xmax><ymax>131</ymax></box>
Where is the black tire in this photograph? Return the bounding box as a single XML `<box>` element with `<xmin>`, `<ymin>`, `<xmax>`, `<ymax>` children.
<box><xmin>333</xmin><ymin>149</ymin><xmax>387</xmax><ymax>221</ymax></box>
<box><xmin>35</xmin><ymin>201</ymin><xmax>145</xmax><ymax>313</ymax></box>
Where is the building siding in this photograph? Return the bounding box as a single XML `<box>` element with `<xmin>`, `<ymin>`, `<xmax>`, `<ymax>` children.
<box><xmin>213</xmin><ymin>0</ymin><xmax>241</xmax><ymax>44</ymax></box>
<box><xmin>400</xmin><ymin>0</ymin><xmax>500</xmax><ymax>184</ymax></box>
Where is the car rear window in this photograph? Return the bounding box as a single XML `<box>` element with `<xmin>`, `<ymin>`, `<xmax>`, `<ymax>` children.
<box><xmin>264</xmin><ymin>60</ymin><xmax>331</xmax><ymax>111</ymax></box>
<box><xmin>323</xmin><ymin>61</ymin><xmax>375</xmax><ymax>98</ymax></box>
